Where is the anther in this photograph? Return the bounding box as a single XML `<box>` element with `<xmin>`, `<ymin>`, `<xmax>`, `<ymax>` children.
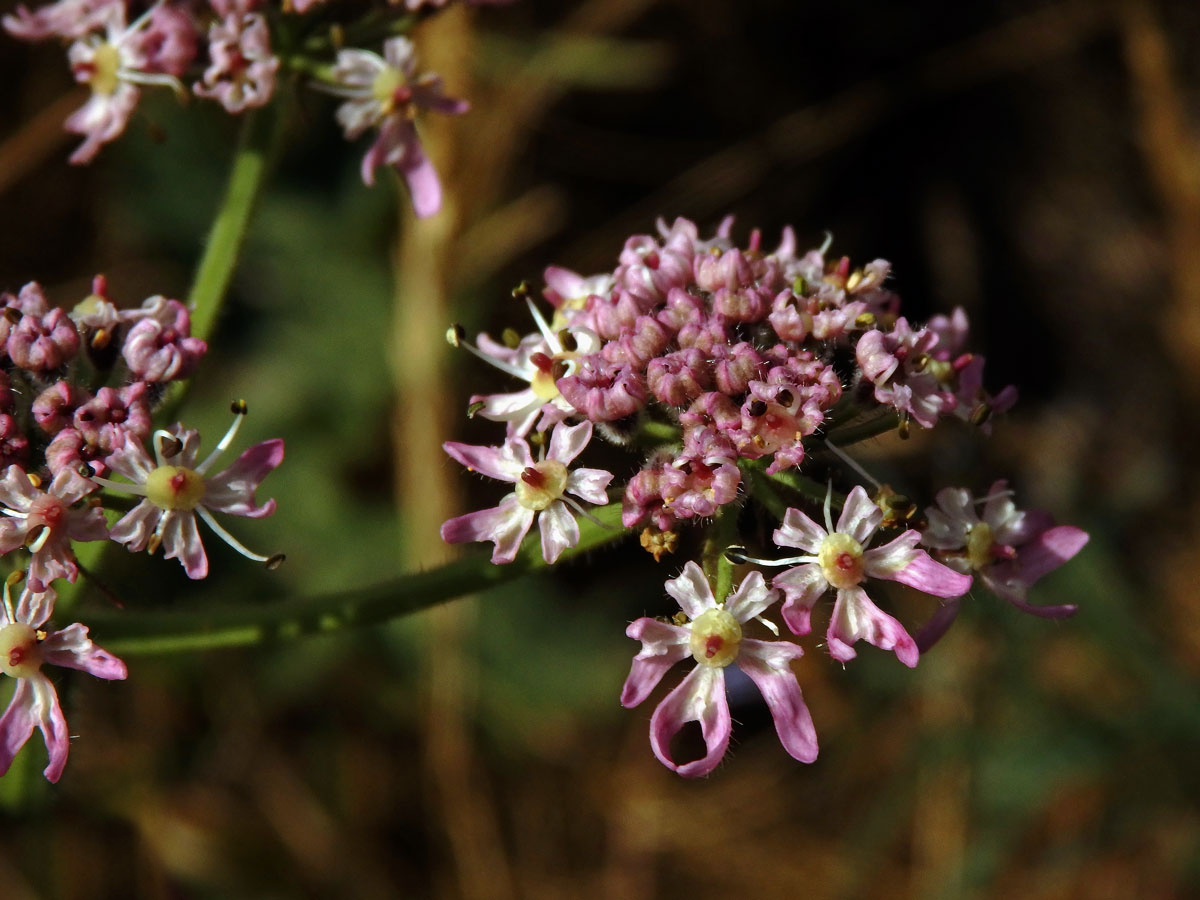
<box><xmin>520</xmin><ymin>467</ymin><xmax>546</xmax><ymax>489</ymax></box>
<box><xmin>970</xmin><ymin>402</ymin><xmax>992</xmax><ymax>427</ymax></box>
<box><xmin>549</xmin><ymin>360</ymin><xmax>569</xmax><ymax>381</ymax></box>
<box><xmin>748</xmin><ymin>399</ymin><xmax>768</xmax><ymax>417</ymax></box>
<box><xmin>265</xmin><ymin>553</ymin><xmax>286</xmax><ymax>571</ymax></box>
<box><xmin>846</xmin><ymin>270</ymin><xmax>863</xmax><ymax>291</ymax></box>
<box><xmin>530</xmin><ymin>351</ymin><xmax>553</xmax><ymax>372</ymax></box>
<box><xmin>466</xmin><ymin>400</ymin><xmax>485</xmax><ymax>418</ymax></box>
<box><xmin>512</xmin><ymin>280</ymin><xmax>532</xmax><ymax>301</ymax></box>
<box><xmin>775</xmin><ymin>388</ymin><xmax>794</xmax><ymax>408</ymax></box>
<box><xmin>557</xmin><ymin>329</ymin><xmax>578</xmax><ymax>352</ymax></box>
<box><xmin>159</xmin><ymin>436</ymin><xmax>184</xmax><ymax>458</ymax></box>
<box><xmin>92</xmin><ymin>328</ymin><xmax>112</xmax><ymax>350</ymax></box>
<box><xmin>854</xmin><ymin>312</ymin><xmax>876</xmax><ymax>329</ymax></box>
<box><xmin>792</xmin><ymin>276</ymin><xmax>808</xmax><ymax>296</ymax></box>
<box><xmin>501</xmin><ymin>327</ymin><xmax>522</xmax><ymax>349</ymax></box>
<box><xmin>230</xmin><ymin>399</ymin><xmax>248</xmax><ymax>416</ymax></box>
<box><xmin>6</xmin><ymin>570</ymin><xmax>24</xmax><ymax>588</ymax></box>
<box><xmin>445</xmin><ymin>324</ymin><xmax>465</xmax><ymax>347</ymax></box>
<box><xmin>724</xmin><ymin>545</ymin><xmax>751</xmax><ymax>564</ymax></box>
<box><xmin>147</xmin><ymin>533</ymin><xmax>162</xmax><ymax>555</ymax></box>
<box><xmin>26</xmin><ymin>472</ymin><xmax>41</xmax><ymax>489</ymax></box>
<box><xmin>897</xmin><ymin>414</ymin><xmax>911</xmax><ymax>440</ymax></box>
<box><xmin>3</xmin><ymin>308</ymin><xmax>21</xmax><ymax>325</ymax></box>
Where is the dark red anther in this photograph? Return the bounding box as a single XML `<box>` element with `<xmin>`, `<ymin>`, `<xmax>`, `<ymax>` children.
<box><xmin>952</xmin><ymin>352</ymin><xmax>974</xmax><ymax>373</ymax></box>
<box><xmin>530</xmin><ymin>352</ymin><xmax>553</xmax><ymax>372</ymax></box>
<box><xmin>704</xmin><ymin>635</ymin><xmax>723</xmax><ymax>659</ymax></box>
<box><xmin>520</xmin><ymin>467</ymin><xmax>546</xmax><ymax>489</ymax></box>
<box><xmin>643</xmin><ymin>250</ymin><xmax>660</xmax><ymax>270</ymax></box>
<box><xmin>835</xmin><ymin>256</ymin><xmax>851</xmax><ymax>279</ymax></box>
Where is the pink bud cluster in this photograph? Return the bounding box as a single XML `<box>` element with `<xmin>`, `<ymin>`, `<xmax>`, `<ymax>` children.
<box><xmin>0</xmin><ymin>274</ymin><xmax>284</xmax><ymax>783</ymax></box>
<box><xmin>443</xmin><ymin>216</ymin><xmax>1089</xmax><ymax>777</ymax></box>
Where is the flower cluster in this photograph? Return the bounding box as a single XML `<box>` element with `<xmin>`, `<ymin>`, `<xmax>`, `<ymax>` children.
<box><xmin>442</xmin><ymin>217</ymin><xmax>1089</xmax><ymax>776</ymax></box>
<box><xmin>0</xmin><ymin>275</ymin><xmax>284</xmax><ymax>781</ymax></box>
<box><xmin>4</xmin><ymin>1</ymin><xmax>473</xmax><ymax>215</ymax></box>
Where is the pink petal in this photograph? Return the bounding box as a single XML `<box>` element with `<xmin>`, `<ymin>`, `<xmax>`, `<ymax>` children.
<box><xmin>398</xmin><ymin>131</ymin><xmax>442</xmax><ymax>219</ymax></box>
<box><xmin>773</xmin><ymin>506</ymin><xmax>827</xmax><ymax>554</ymax></box>
<box><xmin>664</xmin><ymin>561</ymin><xmax>715</xmax><ymax>619</ymax></box>
<box><xmin>836</xmin><ymin>486</ymin><xmax>882</xmax><ymax>545</ymax></box>
<box><xmin>538</xmin><ymin>500</ymin><xmax>578</xmax><ymax>563</ymax></box>
<box><xmin>442</xmin><ymin>439</ymin><xmax>528</xmax><ymax>483</ymax></box>
<box><xmin>620</xmin><ymin>618</ymin><xmax>690</xmax><ymax>707</ymax></box>
<box><xmin>440</xmin><ymin>495</ymin><xmax>534</xmax><ymax>564</ymax></box>
<box><xmin>0</xmin><ymin>680</ymin><xmax>36</xmax><ymax>778</ymax></box>
<box><xmin>772</xmin><ymin>563</ymin><xmax>827</xmax><ymax>635</ymax></box>
<box><xmin>202</xmin><ymin>439</ymin><xmax>283</xmax><ymax>518</ymax></box>
<box><xmin>160</xmin><ymin>510</ymin><xmax>209</xmax><ymax>579</ymax></box>
<box><xmin>109</xmin><ymin>500</ymin><xmax>162</xmax><ymax>552</ymax></box>
<box><xmin>547</xmin><ymin>420</ymin><xmax>592</xmax><ymax>467</ymax></box>
<box><xmin>723</xmin><ymin>570</ymin><xmax>777</xmax><ymax>624</ymax></box>
<box><xmin>15</xmin><ymin>585</ymin><xmax>55</xmax><ymax>629</ymax></box>
<box><xmin>885</xmin><ymin>548</ymin><xmax>974</xmax><ymax>598</ymax></box>
<box><xmin>565</xmin><ymin>468</ymin><xmax>612</xmax><ymax>506</ymax></box>
<box><xmin>737</xmin><ymin>639</ymin><xmax>818</xmax><ymax>763</ymax></box>
<box><xmin>40</xmin><ymin>623</ymin><xmax>128</xmax><ymax>680</ymax></box>
<box><xmin>32</xmin><ymin>676</ymin><xmax>69</xmax><ymax>783</ymax></box>
<box><xmin>827</xmin><ymin>586</ymin><xmax>919</xmax><ymax>668</ymax></box>
<box><xmin>649</xmin><ymin>665</ymin><xmax>731</xmax><ymax>778</ymax></box>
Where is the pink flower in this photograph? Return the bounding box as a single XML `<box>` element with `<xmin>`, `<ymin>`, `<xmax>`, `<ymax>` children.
<box><xmin>442</xmin><ymin>421</ymin><xmax>612</xmax><ymax>564</ymax></box>
<box><xmin>767</xmin><ymin>486</ymin><xmax>972</xmax><ymax>667</ymax></box>
<box><xmin>0</xmin><ymin>466</ymin><xmax>109</xmax><ymax>592</ymax></box>
<box><xmin>319</xmin><ymin>37</ymin><xmax>468</xmax><ymax>216</ymax></box>
<box><xmin>0</xmin><ymin>582</ymin><xmax>127</xmax><ymax>783</ymax></box>
<box><xmin>916</xmin><ymin>482</ymin><xmax>1088</xmax><ymax>648</ymax></box>
<box><xmin>2</xmin><ymin>0</ymin><xmax>118</xmax><ymax>41</ymax></box>
<box><xmin>621</xmin><ymin>562</ymin><xmax>819</xmax><ymax>777</ymax></box>
<box><xmin>94</xmin><ymin>405</ymin><xmax>283</xmax><ymax>579</ymax></box>
<box><xmin>63</xmin><ymin>5</ymin><xmax>189</xmax><ymax>164</ymax></box>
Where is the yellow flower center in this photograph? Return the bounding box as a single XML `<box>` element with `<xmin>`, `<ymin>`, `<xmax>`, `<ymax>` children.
<box><xmin>145</xmin><ymin>465</ymin><xmax>206</xmax><ymax>511</ymax></box>
<box><xmin>0</xmin><ymin>624</ymin><xmax>42</xmax><ymax>679</ymax></box>
<box><xmin>91</xmin><ymin>44</ymin><xmax>122</xmax><ymax>96</ymax></box>
<box><xmin>371</xmin><ymin>66</ymin><xmax>406</xmax><ymax>115</ymax></box>
<box><xmin>967</xmin><ymin>522</ymin><xmax>994</xmax><ymax>571</ymax></box>
<box><xmin>688</xmin><ymin>608</ymin><xmax>742</xmax><ymax>668</ymax></box>
<box><xmin>514</xmin><ymin>460</ymin><xmax>568</xmax><ymax>511</ymax></box>
<box><xmin>818</xmin><ymin>532</ymin><xmax>865</xmax><ymax>590</ymax></box>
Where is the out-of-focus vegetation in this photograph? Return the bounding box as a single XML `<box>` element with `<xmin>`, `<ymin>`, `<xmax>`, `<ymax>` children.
<box><xmin>1</xmin><ymin>0</ymin><xmax>1198</xmax><ymax>897</ymax></box>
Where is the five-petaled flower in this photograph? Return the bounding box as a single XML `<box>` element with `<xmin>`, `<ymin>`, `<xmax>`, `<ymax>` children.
<box><xmin>621</xmin><ymin>562</ymin><xmax>818</xmax><ymax>777</ymax></box>
<box><xmin>441</xmin><ymin>420</ymin><xmax>613</xmax><ymax>564</ymax></box>
<box><xmin>0</xmin><ymin>581</ymin><xmax>126</xmax><ymax>783</ymax></box>
<box><xmin>94</xmin><ymin>404</ymin><xmax>283</xmax><ymax>579</ymax></box>
<box><xmin>767</xmin><ymin>486</ymin><xmax>973</xmax><ymax>667</ymax></box>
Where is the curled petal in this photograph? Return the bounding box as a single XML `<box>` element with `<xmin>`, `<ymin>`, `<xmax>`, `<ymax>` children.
<box><xmin>827</xmin><ymin>586</ymin><xmax>919</xmax><ymax>668</ymax></box>
<box><xmin>547</xmin><ymin>420</ymin><xmax>592</xmax><ymax>467</ymax></box>
<box><xmin>565</xmin><ymin>468</ymin><xmax>612</xmax><ymax>506</ymax></box>
<box><xmin>109</xmin><ymin>500</ymin><xmax>162</xmax><ymax>552</ymax></box>
<box><xmin>649</xmin><ymin>665</ymin><xmax>731</xmax><ymax>778</ymax></box>
<box><xmin>442</xmin><ymin>439</ymin><xmax>528</xmax><ymax>483</ymax></box>
<box><xmin>885</xmin><ymin>548</ymin><xmax>973</xmax><ymax>598</ymax></box>
<box><xmin>440</xmin><ymin>495</ymin><xmax>534</xmax><ymax>564</ymax></box>
<box><xmin>836</xmin><ymin>486</ymin><xmax>883</xmax><ymax>545</ymax></box>
<box><xmin>773</xmin><ymin>506</ymin><xmax>826</xmax><ymax>554</ymax></box>
<box><xmin>40</xmin><ymin>623</ymin><xmax>127</xmax><ymax>680</ymax></box>
<box><xmin>620</xmin><ymin>618</ymin><xmax>690</xmax><ymax>708</ymax></box>
<box><xmin>161</xmin><ymin>510</ymin><xmax>208</xmax><ymax>580</ymax></box>
<box><xmin>538</xmin><ymin>500</ymin><xmax>578</xmax><ymax>564</ymax></box>
<box><xmin>664</xmin><ymin>561</ymin><xmax>715</xmax><ymax>619</ymax></box>
<box><xmin>772</xmin><ymin>563</ymin><xmax>827</xmax><ymax>635</ymax></box>
<box><xmin>723</xmin><ymin>570</ymin><xmax>778</xmax><ymax>624</ymax></box>
<box><xmin>203</xmin><ymin>439</ymin><xmax>283</xmax><ymax>518</ymax></box>
<box><xmin>737</xmin><ymin>639</ymin><xmax>818</xmax><ymax>763</ymax></box>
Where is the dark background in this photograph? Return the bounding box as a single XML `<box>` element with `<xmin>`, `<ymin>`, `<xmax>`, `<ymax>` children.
<box><xmin>0</xmin><ymin>0</ymin><xmax>1198</xmax><ymax>896</ymax></box>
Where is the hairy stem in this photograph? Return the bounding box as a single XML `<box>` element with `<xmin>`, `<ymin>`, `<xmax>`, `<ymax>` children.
<box><xmin>86</xmin><ymin>502</ymin><xmax>629</xmax><ymax>655</ymax></box>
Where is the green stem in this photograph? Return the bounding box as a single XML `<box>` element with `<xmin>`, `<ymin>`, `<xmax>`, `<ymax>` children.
<box><xmin>186</xmin><ymin>104</ymin><xmax>283</xmax><ymax>344</ymax></box>
<box><xmin>701</xmin><ymin>505</ymin><xmax>739</xmax><ymax>601</ymax></box>
<box><xmin>85</xmin><ymin>502</ymin><xmax>630</xmax><ymax>655</ymax></box>
<box><xmin>823</xmin><ymin>410</ymin><xmax>900</xmax><ymax>445</ymax></box>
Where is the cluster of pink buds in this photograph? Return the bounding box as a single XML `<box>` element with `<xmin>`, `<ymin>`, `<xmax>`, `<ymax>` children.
<box><xmin>442</xmin><ymin>217</ymin><xmax>1089</xmax><ymax>777</ymax></box>
<box><xmin>4</xmin><ymin>0</ymin><xmax>478</xmax><ymax>215</ymax></box>
<box><xmin>0</xmin><ymin>275</ymin><xmax>284</xmax><ymax>782</ymax></box>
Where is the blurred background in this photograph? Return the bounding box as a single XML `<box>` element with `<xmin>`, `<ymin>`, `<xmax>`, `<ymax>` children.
<box><xmin>1</xmin><ymin>0</ymin><xmax>1199</xmax><ymax>896</ymax></box>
